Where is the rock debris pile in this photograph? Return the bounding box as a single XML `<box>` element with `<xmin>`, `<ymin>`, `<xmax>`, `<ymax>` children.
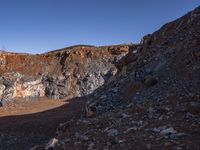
<box><xmin>40</xmin><ymin>6</ymin><xmax>200</xmax><ymax>150</ymax></box>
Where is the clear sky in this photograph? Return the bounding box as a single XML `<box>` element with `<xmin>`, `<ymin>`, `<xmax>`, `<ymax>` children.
<box><xmin>0</xmin><ymin>0</ymin><xmax>199</xmax><ymax>53</ymax></box>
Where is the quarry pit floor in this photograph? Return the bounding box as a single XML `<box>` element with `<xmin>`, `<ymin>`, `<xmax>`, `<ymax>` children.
<box><xmin>0</xmin><ymin>97</ymin><xmax>85</xmax><ymax>150</ymax></box>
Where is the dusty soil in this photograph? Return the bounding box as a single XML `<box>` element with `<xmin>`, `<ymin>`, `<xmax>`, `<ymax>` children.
<box><xmin>0</xmin><ymin>98</ymin><xmax>67</xmax><ymax>117</ymax></box>
<box><xmin>0</xmin><ymin>98</ymin><xmax>85</xmax><ymax>150</ymax></box>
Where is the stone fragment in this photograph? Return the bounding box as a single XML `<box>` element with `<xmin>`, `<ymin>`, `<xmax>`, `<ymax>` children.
<box><xmin>87</xmin><ymin>142</ymin><xmax>95</xmax><ymax>150</ymax></box>
<box><xmin>45</xmin><ymin>138</ymin><xmax>59</xmax><ymax>150</ymax></box>
<box><xmin>160</xmin><ymin>127</ymin><xmax>177</xmax><ymax>136</ymax></box>
<box><xmin>105</xmin><ymin>128</ymin><xmax>118</xmax><ymax>137</ymax></box>
<box><xmin>86</xmin><ymin>109</ymin><xmax>95</xmax><ymax>118</ymax></box>
<box><xmin>144</xmin><ymin>75</ymin><xmax>158</xmax><ymax>86</ymax></box>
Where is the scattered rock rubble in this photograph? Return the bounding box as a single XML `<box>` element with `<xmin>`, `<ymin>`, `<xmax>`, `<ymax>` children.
<box><xmin>38</xmin><ymin>6</ymin><xmax>200</xmax><ymax>150</ymax></box>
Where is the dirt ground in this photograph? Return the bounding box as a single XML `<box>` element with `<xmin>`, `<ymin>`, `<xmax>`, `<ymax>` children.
<box><xmin>0</xmin><ymin>97</ymin><xmax>85</xmax><ymax>150</ymax></box>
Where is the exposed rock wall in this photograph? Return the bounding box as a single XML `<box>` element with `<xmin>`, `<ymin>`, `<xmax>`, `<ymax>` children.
<box><xmin>12</xmin><ymin>79</ymin><xmax>45</xmax><ymax>98</ymax></box>
<box><xmin>0</xmin><ymin>45</ymin><xmax>129</xmax><ymax>105</ymax></box>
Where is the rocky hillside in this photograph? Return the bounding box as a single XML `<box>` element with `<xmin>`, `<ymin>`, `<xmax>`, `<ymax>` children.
<box><xmin>38</xmin><ymin>6</ymin><xmax>199</xmax><ymax>150</ymax></box>
<box><xmin>0</xmin><ymin>45</ymin><xmax>129</xmax><ymax>105</ymax></box>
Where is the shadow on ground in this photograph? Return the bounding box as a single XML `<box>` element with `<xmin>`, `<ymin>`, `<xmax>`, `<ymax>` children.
<box><xmin>0</xmin><ymin>96</ymin><xmax>86</xmax><ymax>150</ymax></box>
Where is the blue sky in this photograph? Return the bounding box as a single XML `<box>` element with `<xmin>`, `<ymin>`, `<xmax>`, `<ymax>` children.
<box><xmin>0</xmin><ymin>0</ymin><xmax>199</xmax><ymax>54</ymax></box>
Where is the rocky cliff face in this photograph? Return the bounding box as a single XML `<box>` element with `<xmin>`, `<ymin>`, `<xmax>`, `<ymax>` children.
<box><xmin>0</xmin><ymin>45</ymin><xmax>129</xmax><ymax>105</ymax></box>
